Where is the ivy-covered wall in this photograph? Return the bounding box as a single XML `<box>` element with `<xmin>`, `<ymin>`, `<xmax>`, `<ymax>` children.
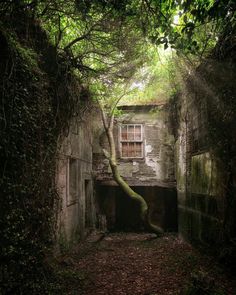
<box><xmin>0</xmin><ymin>11</ymin><xmax>93</xmax><ymax>293</ymax></box>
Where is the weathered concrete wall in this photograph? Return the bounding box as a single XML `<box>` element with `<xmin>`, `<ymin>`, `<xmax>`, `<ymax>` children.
<box><xmin>175</xmin><ymin>58</ymin><xmax>236</xmax><ymax>245</ymax></box>
<box><xmin>94</xmin><ymin>105</ymin><xmax>175</xmax><ymax>187</ymax></box>
<box><xmin>56</xmin><ymin>114</ymin><xmax>97</xmax><ymax>249</ymax></box>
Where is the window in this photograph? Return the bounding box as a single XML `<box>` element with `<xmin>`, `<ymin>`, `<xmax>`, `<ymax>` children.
<box><xmin>67</xmin><ymin>158</ymin><xmax>79</xmax><ymax>205</ymax></box>
<box><xmin>120</xmin><ymin>124</ymin><xmax>143</xmax><ymax>158</ymax></box>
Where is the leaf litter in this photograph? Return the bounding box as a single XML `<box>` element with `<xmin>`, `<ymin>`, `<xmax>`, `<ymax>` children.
<box><xmin>58</xmin><ymin>232</ymin><xmax>236</xmax><ymax>295</ymax></box>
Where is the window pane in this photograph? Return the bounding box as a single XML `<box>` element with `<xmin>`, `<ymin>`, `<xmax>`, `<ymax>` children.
<box><xmin>128</xmin><ymin>125</ymin><xmax>134</xmax><ymax>132</ymax></box>
<box><xmin>134</xmin><ymin>142</ymin><xmax>142</xmax><ymax>157</ymax></box>
<box><xmin>121</xmin><ymin>142</ymin><xmax>128</xmax><ymax>157</ymax></box>
<box><xmin>128</xmin><ymin>142</ymin><xmax>135</xmax><ymax>157</ymax></box>
<box><xmin>127</xmin><ymin>125</ymin><xmax>134</xmax><ymax>140</ymax></box>
<box><xmin>121</xmin><ymin>125</ymin><xmax>128</xmax><ymax>140</ymax></box>
<box><xmin>134</xmin><ymin>125</ymin><xmax>141</xmax><ymax>140</ymax></box>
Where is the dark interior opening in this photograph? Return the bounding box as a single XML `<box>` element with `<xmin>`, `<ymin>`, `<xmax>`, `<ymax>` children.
<box><xmin>96</xmin><ymin>184</ymin><xmax>178</xmax><ymax>232</ymax></box>
<box><xmin>85</xmin><ymin>179</ymin><xmax>92</xmax><ymax>228</ymax></box>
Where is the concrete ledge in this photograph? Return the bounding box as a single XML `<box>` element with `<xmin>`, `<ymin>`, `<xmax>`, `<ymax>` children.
<box><xmin>96</xmin><ymin>179</ymin><xmax>176</xmax><ymax>188</ymax></box>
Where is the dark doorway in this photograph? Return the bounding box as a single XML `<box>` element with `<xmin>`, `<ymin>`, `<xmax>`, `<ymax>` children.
<box><xmin>85</xmin><ymin>179</ymin><xmax>92</xmax><ymax>228</ymax></box>
<box><xmin>96</xmin><ymin>184</ymin><xmax>178</xmax><ymax>232</ymax></box>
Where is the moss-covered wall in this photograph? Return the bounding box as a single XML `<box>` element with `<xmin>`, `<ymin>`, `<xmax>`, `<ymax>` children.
<box><xmin>178</xmin><ymin>151</ymin><xmax>224</xmax><ymax>244</ymax></box>
<box><xmin>174</xmin><ymin>54</ymin><xmax>236</xmax><ymax>246</ymax></box>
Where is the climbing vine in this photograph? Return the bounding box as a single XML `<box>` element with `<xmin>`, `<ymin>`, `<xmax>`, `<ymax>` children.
<box><xmin>0</xmin><ymin>11</ymin><xmax>90</xmax><ymax>293</ymax></box>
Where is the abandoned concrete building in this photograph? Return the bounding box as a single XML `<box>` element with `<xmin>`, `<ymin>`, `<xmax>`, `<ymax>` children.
<box><xmin>56</xmin><ymin>63</ymin><xmax>236</xmax><ymax>248</ymax></box>
<box><xmin>56</xmin><ymin>102</ymin><xmax>178</xmax><ymax>246</ymax></box>
<box><xmin>93</xmin><ymin>104</ymin><xmax>177</xmax><ymax>232</ymax></box>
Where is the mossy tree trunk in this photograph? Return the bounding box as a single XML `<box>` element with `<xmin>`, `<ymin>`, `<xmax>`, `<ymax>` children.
<box><xmin>100</xmin><ymin>108</ymin><xmax>163</xmax><ymax>235</ymax></box>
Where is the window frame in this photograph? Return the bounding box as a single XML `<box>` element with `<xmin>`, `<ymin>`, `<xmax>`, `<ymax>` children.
<box><xmin>119</xmin><ymin>124</ymin><xmax>144</xmax><ymax>159</ymax></box>
<box><xmin>66</xmin><ymin>157</ymin><xmax>79</xmax><ymax>206</ymax></box>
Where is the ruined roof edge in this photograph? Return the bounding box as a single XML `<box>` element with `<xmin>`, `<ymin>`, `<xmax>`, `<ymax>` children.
<box><xmin>117</xmin><ymin>103</ymin><xmax>167</xmax><ymax>111</ymax></box>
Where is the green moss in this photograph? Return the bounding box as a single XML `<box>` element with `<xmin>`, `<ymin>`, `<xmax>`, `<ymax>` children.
<box><xmin>12</xmin><ymin>41</ymin><xmax>40</xmax><ymax>73</ymax></box>
<box><xmin>191</xmin><ymin>153</ymin><xmax>211</xmax><ymax>195</ymax></box>
<box><xmin>0</xmin><ymin>25</ymin><xmax>41</xmax><ymax>74</ymax></box>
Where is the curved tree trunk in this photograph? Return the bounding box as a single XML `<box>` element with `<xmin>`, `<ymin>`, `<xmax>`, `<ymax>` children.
<box><xmin>101</xmin><ymin>108</ymin><xmax>163</xmax><ymax>235</ymax></box>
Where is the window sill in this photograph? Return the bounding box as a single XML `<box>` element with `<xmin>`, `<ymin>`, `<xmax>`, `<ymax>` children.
<box><xmin>118</xmin><ymin>157</ymin><xmax>145</xmax><ymax>163</ymax></box>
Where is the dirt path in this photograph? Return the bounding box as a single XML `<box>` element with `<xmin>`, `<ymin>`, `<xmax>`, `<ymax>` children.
<box><xmin>58</xmin><ymin>233</ymin><xmax>236</xmax><ymax>295</ymax></box>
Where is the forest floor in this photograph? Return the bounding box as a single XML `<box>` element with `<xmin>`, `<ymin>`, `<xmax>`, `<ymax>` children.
<box><xmin>55</xmin><ymin>232</ymin><xmax>236</xmax><ymax>295</ymax></box>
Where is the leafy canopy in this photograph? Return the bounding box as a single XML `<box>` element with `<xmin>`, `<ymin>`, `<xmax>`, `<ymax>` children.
<box><xmin>1</xmin><ymin>0</ymin><xmax>234</xmax><ymax>105</ymax></box>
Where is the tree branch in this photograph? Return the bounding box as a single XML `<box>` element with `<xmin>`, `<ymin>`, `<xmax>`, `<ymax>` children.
<box><xmin>64</xmin><ymin>31</ymin><xmax>91</xmax><ymax>51</ymax></box>
<box><xmin>63</xmin><ymin>12</ymin><xmax>112</xmax><ymax>51</ymax></box>
<box><xmin>110</xmin><ymin>87</ymin><xmax>136</xmax><ymax>119</ymax></box>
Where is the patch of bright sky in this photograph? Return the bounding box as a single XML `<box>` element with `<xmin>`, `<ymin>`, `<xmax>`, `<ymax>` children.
<box><xmin>173</xmin><ymin>14</ymin><xmax>180</xmax><ymax>26</ymax></box>
<box><xmin>131</xmin><ymin>81</ymin><xmax>145</xmax><ymax>90</ymax></box>
<box><xmin>130</xmin><ymin>67</ymin><xmax>148</xmax><ymax>90</ymax></box>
